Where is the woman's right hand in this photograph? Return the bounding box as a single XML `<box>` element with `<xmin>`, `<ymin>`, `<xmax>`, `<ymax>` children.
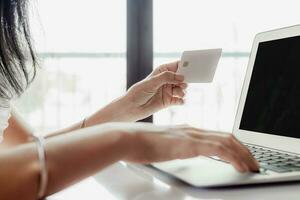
<box><xmin>121</xmin><ymin>123</ymin><xmax>259</xmax><ymax>173</ymax></box>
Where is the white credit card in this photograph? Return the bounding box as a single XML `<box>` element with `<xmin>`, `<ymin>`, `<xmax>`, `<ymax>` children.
<box><xmin>177</xmin><ymin>49</ymin><xmax>222</xmax><ymax>83</ymax></box>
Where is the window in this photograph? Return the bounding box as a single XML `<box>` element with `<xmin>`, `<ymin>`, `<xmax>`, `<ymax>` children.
<box><xmin>14</xmin><ymin>0</ymin><xmax>300</xmax><ymax>133</ymax></box>
<box><xmin>154</xmin><ymin>0</ymin><xmax>300</xmax><ymax>132</ymax></box>
<box><xmin>14</xmin><ymin>0</ymin><xmax>126</xmax><ymax>132</ymax></box>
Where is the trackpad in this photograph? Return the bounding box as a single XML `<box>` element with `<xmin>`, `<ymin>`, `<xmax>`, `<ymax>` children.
<box><xmin>152</xmin><ymin>156</ymin><xmax>253</xmax><ymax>187</ymax></box>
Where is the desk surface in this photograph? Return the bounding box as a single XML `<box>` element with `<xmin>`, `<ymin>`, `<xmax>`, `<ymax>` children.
<box><xmin>49</xmin><ymin>162</ymin><xmax>300</xmax><ymax>200</ymax></box>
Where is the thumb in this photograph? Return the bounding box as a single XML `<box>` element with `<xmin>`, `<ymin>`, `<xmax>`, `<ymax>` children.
<box><xmin>148</xmin><ymin>71</ymin><xmax>184</xmax><ymax>90</ymax></box>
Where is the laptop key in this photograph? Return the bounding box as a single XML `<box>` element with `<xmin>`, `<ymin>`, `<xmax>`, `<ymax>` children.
<box><xmin>275</xmin><ymin>163</ymin><xmax>289</xmax><ymax>167</ymax></box>
<box><xmin>282</xmin><ymin>165</ymin><xmax>300</xmax><ymax>171</ymax></box>
<box><xmin>247</xmin><ymin>145</ymin><xmax>300</xmax><ymax>171</ymax></box>
<box><xmin>263</xmin><ymin>152</ymin><xmax>274</xmax><ymax>155</ymax></box>
<box><xmin>257</xmin><ymin>157</ymin><xmax>272</xmax><ymax>162</ymax></box>
<box><xmin>272</xmin><ymin>152</ymin><xmax>283</xmax><ymax>156</ymax></box>
<box><xmin>254</xmin><ymin>155</ymin><xmax>265</xmax><ymax>159</ymax></box>
<box><xmin>253</xmin><ymin>152</ymin><xmax>262</xmax><ymax>155</ymax></box>
<box><xmin>261</xmin><ymin>149</ymin><xmax>271</xmax><ymax>152</ymax></box>
<box><xmin>284</xmin><ymin>161</ymin><xmax>298</xmax><ymax>165</ymax></box>
<box><xmin>266</xmin><ymin>160</ymin><xmax>281</xmax><ymax>165</ymax></box>
<box><xmin>260</xmin><ymin>163</ymin><xmax>291</xmax><ymax>173</ymax></box>
<box><xmin>272</xmin><ymin>156</ymin><xmax>282</xmax><ymax>159</ymax></box>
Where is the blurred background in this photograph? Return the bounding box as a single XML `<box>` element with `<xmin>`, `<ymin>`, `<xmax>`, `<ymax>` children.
<box><xmin>14</xmin><ymin>0</ymin><xmax>300</xmax><ymax>134</ymax></box>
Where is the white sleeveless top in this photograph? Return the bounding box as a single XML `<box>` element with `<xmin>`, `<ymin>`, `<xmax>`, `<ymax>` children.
<box><xmin>0</xmin><ymin>98</ymin><xmax>10</xmax><ymax>142</ymax></box>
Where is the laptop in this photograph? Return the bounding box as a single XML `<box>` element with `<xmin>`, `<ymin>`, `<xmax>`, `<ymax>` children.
<box><xmin>148</xmin><ymin>25</ymin><xmax>300</xmax><ymax>187</ymax></box>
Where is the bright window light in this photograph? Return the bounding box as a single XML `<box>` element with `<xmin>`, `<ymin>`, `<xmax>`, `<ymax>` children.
<box><xmin>153</xmin><ymin>0</ymin><xmax>300</xmax><ymax>132</ymax></box>
<box><xmin>14</xmin><ymin>0</ymin><xmax>126</xmax><ymax>133</ymax></box>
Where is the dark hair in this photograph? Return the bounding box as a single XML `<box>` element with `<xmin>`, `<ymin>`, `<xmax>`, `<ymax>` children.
<box><xmin>0</xmin><ymin>0</ymin><xmax>37</xmax><ymax>99</ymax></box>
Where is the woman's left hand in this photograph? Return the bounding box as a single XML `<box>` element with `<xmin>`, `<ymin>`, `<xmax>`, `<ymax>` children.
<box><xmin>124</xmin><ymin>61</ymin><xmax>187</xmax><ymax>121</ymax></box>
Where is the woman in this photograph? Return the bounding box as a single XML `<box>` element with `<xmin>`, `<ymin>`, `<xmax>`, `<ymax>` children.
<box><xmin>0</xmin><ymin>1</ymin><xmax>259</xmax><ymax>200</ymax></box>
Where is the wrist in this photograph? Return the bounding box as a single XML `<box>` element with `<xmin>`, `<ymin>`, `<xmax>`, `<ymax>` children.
<box><xmin>84</xmin><ymin>95</ymin><xmax>136</xmax><ymax>127</ymax></box>
<box><xmin>118</xmin><ymin>129</ymin><xmax>137</xmax><ymax>161</ymax></box>
<box><xmin>118</xmin><ymin>94</ymin><xmax>141</xmax><ymax>121</ymax></box>
<box><xmin>120</xmin><ymin>130</ymin><xmax>140</xmax><ymax>162</ymax></box>
<box><xmin>101</xmin><ymin>123</ymin><xmax>138</xmax><ymax>162</ymax></box>
<box><xmin>117</xmin><ymin>94</ymin><xmax>136</xmax><ymax>119</ymax></box>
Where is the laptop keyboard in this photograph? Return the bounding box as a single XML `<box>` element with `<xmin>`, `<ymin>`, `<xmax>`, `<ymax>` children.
<box><xmin>245</xmin><ymin>144</ymin><xmax>300</xmax><ymax>173</ymax></box>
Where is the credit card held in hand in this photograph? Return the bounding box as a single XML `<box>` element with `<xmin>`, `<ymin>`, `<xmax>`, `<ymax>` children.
<box><xmin>177</xmin><ymin>49</ymin><xmax>222</xmax><ymax>83</ymax></box>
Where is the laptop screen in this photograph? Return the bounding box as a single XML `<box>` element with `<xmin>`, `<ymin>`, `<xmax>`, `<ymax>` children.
<box><xmin>240</xmin><ymin>35</ymin><xmax>300</xmax><ymax>138</ymax></box>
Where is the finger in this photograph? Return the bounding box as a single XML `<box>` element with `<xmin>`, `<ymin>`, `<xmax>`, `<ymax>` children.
<box><xmin>221</xmin><ymin>135</ymin><xmax>253</xmax><ymax>172</ymax></box>
<box><xmin>164</xmin><ymin>84</ymin><xmax>174</xmax><ymax>97</ymax></box>
<box><xmin>231</xmin><ymin>137</ymin><xmax>259</xmax><ymax>171</ymax></box>
<box><xmin>216</xmin><ymin>147</ymin><xmax>248</xmax><ymax>172</ymax></box>
<box><xmin>162</xmin><ymin>84</ymin><xmax>172</xmax><ymax>105</ymax></box>
<box><xmin>162</xmin><ymin>130</ymin><xmax>248</xmax><ymax>172</ymax></box>
<box><xmin>163</xmin><ymin>85</ymin><xmax>185</xmax><ymax>98</ymax></box>
<box><xmin>168</xmin><ymin>137</ymin><xmax>247</xmax><ymax>172</ymax></box>
<box><xmin>151</xmin><ymin>71</ymin><xmax>184</xmax><ymax>90</ymax></box>
<box><xmin>196</xmin><ymin>141</ymin><xmax>247</xmax><ymax>172</ymax></box>
<box><xmin>176</xmin><ymin>82</ymin><xmax>188</xmax><ymax>89</ymax></box>
<box><xmin>172</xmin><ymin>87</ymin><xmax>185</xmax><ymax>98</ymax></box>
<box><xmin>151</xmin><ymin>61</ymin><xmax>180</xmax><ymax>76</ymax></box>
<box><xmin>213</xmin><ymin>134</ymin><xmax>259</xmax><ymax>172</ymax></box>
<box><xmin>185</xmin><ymin>129</ymin><xmax>255</xmax><ymax>172</ymax></box>
<box><xmin>159</xmin><ymin>61</ymin><xmax>180</xmax><ymax>73</ymax></box>
<box><xmin>170</xmin><ymin>97</ymin><xmax>184</xmax><ymax>105</ymax></box>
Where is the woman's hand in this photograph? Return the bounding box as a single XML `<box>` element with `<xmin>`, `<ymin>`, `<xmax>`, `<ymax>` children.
<box><xmin>124</xmin><ymin>61</ymin><xmax>187</xmax><ymax>121</ymax></box>
<box><xmin>121</xmin><ymin>123</ymin><xmax>259</xmax><ymax>173</ymax></box>
<box><xmin>83</xmin><ymin>61</ymin><xmax>185</xmax><ymax>126</ymax></box>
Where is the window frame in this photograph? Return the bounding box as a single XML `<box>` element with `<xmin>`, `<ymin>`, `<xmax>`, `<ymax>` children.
<box><xmin>127</xmin><ymin>0</ymin><xmax>153</xmax><ymax>122</ymax></box>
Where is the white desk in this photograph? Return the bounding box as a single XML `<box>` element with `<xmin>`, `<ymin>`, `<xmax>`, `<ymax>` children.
<box><xmin>49</xmin><ymin>162</ymin><xmax>300</xmax><ymax>200</ymax></box>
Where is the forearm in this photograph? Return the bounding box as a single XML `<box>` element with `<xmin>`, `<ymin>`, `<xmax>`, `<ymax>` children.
<box><xmin>85</xmin><ymin>95</ymin><xmax>138</xmax><ymax>126</ymax></box>
<box><xmin>0</xmin><ymin>124</ymin><xmax>132</xmax><ymax>200</ymax></box>
<box><xmin>45</xmin><ymin>124</ymin><xmax>132</xmax><ymax>195</ymax></box>
<box><xmin>2</xmin><ymin>96</ymin><xmax>137</xmax><ymax>144</ymax></box>
<box><xmin>48</xmin><ymin>95</ymin><xmax>137</xmax><ymax>137</ymax></box>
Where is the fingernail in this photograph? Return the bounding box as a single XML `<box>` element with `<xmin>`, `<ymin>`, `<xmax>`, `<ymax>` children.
<box><xmin>254</xmin><ymin>159</ymin><xmax>260</xmax><ymax>169</ymax></box>
<box><xmin>238</xmin><ymin>166</ymin><xmax>246</xmax><ymax>173</ymax></box>
<box><xmin>253</xmin><ymin>158</ymin><xmax>259</xmax><ymax>168</ymax></box>
<box><xmin>181</xmin><ymin>99</ymin><xmax>185</xmax><ymax>104</ymax></box>
<box><xmin>175</xmin><ymin>74</ymin><xmax>184</xmax><ymax>81</ymax></box>
<box><xmin>175</xmin><ymin>99</ymin><xmax>184</xmax><ymax>105</ymax></box>
<box><xmin>242</xmin><ymin>163</ymin><xmax>250</xmax><ymax>172</ymax></box>
<box><xmin>180</xmin><ymin>83</ymin><xmax>188</xmax><ymax>89</ymax></box>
